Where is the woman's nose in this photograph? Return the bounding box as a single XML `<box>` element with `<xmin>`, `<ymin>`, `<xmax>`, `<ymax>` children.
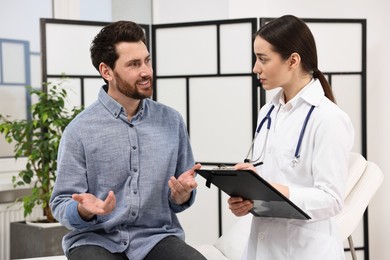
<box><xmin>253</xmin><ymin>62</ymin><xmax>261</xmax><ymax>75</ymax></box>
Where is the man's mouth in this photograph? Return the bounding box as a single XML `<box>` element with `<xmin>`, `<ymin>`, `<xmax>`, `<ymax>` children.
<box><xmin>137</xmin><ymin>79</ymin><xmax>151</xmax><ymax>88</ymax></box>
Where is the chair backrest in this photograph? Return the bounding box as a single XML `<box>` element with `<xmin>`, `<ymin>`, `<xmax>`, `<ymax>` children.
<box><xmin>336</xmin><ymin>152</ymin><xmax>384</xmax><ymax>241</ymax></box>
<box><xmin>213</xmin><ymin>214</ymin><xmax>252</xmax><ymax>260</ymax></box>
<box><xmin>210</xmin><ymin>152</ymin><xmax>383</xmax><ymax>260</ymax></box>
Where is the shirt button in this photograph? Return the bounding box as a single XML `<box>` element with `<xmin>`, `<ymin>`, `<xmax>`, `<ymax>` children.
<box><xmin>132</xmin><ymin>146</ymin><xmax>137</xmax><ymax>150</ymax></box>
<box><xmin>132</xmin><ymin>212</ymin><xmax>136</xmax><ymax>216</ymax></box>
<box><xmin>123</xmin><ymin>242</ymin><xmax>127</xmax><ymax>245</ymax></box>
<box><xmin>133</xmin><ymin>168</ymin><xmax>137</xmax><ymax>172</ymax></box>
<box><xmin>133</xmin><ymin>190</ymin><xmax>137</xmax><ymax>194</ymax></box>
<box><xmin>130</xmin><ymin>124</ymin><xmax>134</xmax><ymax>128</ymax></box>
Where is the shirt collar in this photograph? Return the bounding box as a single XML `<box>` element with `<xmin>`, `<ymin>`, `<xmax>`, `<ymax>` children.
<box><xmin>98</xmin><ymin>85</ymin><xmax>146</xmax><ymax>119</ymax></box>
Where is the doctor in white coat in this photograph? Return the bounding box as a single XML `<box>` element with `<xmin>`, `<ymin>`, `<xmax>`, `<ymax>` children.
<box><xmin>228</xmin><ymin>15</ymin><xmax>354</xmax><ymax>260</ymax></box>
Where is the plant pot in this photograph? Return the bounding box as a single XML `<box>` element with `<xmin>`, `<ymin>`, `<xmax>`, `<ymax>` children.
<box><xmin>10</xmin><ymin>221</ymin><xmax>69</xmax><ymax>259</ymax></box>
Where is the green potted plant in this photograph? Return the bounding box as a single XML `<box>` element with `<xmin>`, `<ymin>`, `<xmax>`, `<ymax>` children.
<box><xmin>0</xmin><ymin>79</ymin><xmax>83</xmax><ymax>258</ymax></box>
<box><xmin>0</xmin><ymin>80</ymin><xmax>82</xmax><ymax>223</ymax></box>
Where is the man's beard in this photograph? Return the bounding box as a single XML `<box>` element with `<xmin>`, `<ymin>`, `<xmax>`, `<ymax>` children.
<box><xmin>114</xmin><ymin>72</ymin><xmax>153</xmax><ymax>100</ymax></box>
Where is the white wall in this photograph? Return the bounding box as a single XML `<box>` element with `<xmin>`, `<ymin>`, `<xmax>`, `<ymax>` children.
<box><xmin>53</xmin><ymin>0</ymin><xmax>112</xmax><ymax>21</ymax></box>
<box><xmin>0</xmin><ymin>0</ymin><xmax>52</xmax><ymax>52</ymax></box>
<box><xmin>1</xmin><ymin>0</ymin><xmax>389</xmax><ymax>258</ymax></box>
<box><xmin>112</xmin><ymin>0</ymin><xmax>152</xmax><ymax>24</ymax></box>
<box><xmin>153</xmin><ymin>0</ymin><xmax>390</xmax><ymax>259</ymax></box>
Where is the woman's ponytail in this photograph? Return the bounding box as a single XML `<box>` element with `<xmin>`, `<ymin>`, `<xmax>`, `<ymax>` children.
<box><xmin>313</xmin><ymin>69</ymin><xmax>336</xmax><ymax>103</ymax></box>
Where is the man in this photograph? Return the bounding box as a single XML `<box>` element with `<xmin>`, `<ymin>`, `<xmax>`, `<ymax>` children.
<box><xmin>50</xmin><ymin>21</ymin><xmax>206</xmax><ymax>260</ymax></box>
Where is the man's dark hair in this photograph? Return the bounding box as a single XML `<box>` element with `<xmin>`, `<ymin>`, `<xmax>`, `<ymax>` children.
<box><xmin>90</xmin><ymin>21</ymin><xmax>146</xmax><ymax>72</ymax></box>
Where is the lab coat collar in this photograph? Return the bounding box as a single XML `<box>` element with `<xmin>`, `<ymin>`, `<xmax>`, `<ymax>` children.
<box><xmin>300</xmin><ymin>79</ymin><xmax>325</xmax><ymax>106</ymax></box>
<box><xmin>271</xmin><ymin>79</ymin><xmax>324</xmax><ymax>108</ymax></box>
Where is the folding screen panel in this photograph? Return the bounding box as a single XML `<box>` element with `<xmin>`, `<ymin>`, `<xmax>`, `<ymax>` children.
<box><xmin>260</xmin><ymin>18</ymin><xmax>367</xmax><ymax>260</ymax></box>
<box><xmin>153</xmin><ymin>19</ymin><xmax>257</xmax><ymax>165</ymax></box>
<box><xmin>153</xmin><ymin>19</ymin><xmax>257</xmax><ymax>244</ymax></box>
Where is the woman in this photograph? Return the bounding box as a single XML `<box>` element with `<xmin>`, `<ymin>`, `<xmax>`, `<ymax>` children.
<box><xmin>228</xmin><ymin>15</ymin><xmax>354</xmax><ymax>259</ymax></box>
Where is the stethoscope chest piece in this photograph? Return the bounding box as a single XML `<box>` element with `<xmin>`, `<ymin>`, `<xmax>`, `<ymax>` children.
<box><xmin>291</xmin><ymin>156</ymin><xmax>299</xmax><ymax>168</ymax></box>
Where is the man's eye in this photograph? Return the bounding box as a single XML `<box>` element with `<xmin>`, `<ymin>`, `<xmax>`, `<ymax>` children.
<box><xmin>129</xmin><ymin>62</ymin><xmax>140</xmax><ymax>67</ymax></box>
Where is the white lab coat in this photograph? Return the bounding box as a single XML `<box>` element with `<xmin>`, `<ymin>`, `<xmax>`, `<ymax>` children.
<box><xmin>243</xmin><ymin>79</ymin><xmax>354</xmax><ymax>260</ymax></box>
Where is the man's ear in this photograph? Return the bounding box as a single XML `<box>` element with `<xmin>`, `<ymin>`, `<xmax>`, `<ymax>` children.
<box><xmin>99</xmin><ymin>62</ymin><xmax>112</xmax><ymax>82</ymax></box>
<box><xmin>288</xmin><ymin>52</ymin><xmax>301</xmax><ymax>69</ymax></box>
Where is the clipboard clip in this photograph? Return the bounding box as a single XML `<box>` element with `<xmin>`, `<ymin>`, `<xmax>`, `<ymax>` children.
<box><xmin>216</xmin><ymin>164</ymin><xmax>235</xmax><ymax>170</ymax></box>
<box><xmin>206</xmin><ymin>175</ymin><xmax>213</xmax><ymax>188</ymax></box>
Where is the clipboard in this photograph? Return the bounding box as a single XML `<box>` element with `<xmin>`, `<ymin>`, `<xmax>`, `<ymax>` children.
<box><xmin>195</xmin><ymin>169</ymin><xmax>311</xmax><ymax>220</ymax></box>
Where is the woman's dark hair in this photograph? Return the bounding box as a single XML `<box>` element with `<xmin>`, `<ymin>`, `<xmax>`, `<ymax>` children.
<box><xmin>90</xmin><ymin>21</ymin><xmax>146</xmax><ymax>72</ymax></box>
<box><xmin>256</xmin><ymin>15</ymin><xmax>335</xmax><ymax>102</ymax></box>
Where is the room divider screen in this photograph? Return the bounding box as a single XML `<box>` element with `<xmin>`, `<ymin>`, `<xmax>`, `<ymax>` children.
<box><xmin>41</xmin><ymin>16</ymin><xmax>367</xmax><ymax>259</ymax></box>
<box><xmin>152</xmin><ymin>18</ymin><xmax>258</xmax><ymax>246</ymax></box>
<box><xmin>153</xmin><ymin>17</ymin><xmax>367</xmax><ymax>259</ymax></box>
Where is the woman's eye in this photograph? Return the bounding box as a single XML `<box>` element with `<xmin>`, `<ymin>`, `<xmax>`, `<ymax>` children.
<box><xmin>258</xmin><ymin>57</ymin><xmax>267</xmax><ymax>64</ymax></box>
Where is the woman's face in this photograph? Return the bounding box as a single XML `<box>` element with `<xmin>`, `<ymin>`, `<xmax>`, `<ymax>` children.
<box><xmin>252</xmin><ymin>36</ymin><xmax>291</xmax><ymax>91</ymax></box>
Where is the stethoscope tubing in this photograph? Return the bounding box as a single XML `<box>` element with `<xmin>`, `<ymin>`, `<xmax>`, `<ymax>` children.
<box><xmin>246</xmin><ymin>104</ymin><xmax>316</xmax><ymax>166</ymax></box>
<box><xmin>294</xmin><ymin>105</ymin><xmax>315</xmax><ymax>159</ymax></box>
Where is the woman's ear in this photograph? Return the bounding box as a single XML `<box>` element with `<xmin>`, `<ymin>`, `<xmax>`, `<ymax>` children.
<box><xmin>288</xmin><ymin>52</ymin><xmax>301</xmax><ymax>69</ymax></box>
<box><xmin>99</xmin><ymin>62</ymin><xmax>112</xmax><ymax>82</ymax></box>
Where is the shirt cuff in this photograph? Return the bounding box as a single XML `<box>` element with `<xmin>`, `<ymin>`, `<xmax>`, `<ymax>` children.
<box><xmin>66</xmin><ymin>200</ymin><xmax>98</xmax><ymax>229</ymax></box>
<box><xmin>169</xmin><ymin>189</ymin><xmax>196</xmax><ymax>213</ymax></box>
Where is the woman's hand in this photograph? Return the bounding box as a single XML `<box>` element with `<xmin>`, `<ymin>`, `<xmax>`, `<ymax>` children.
<box><xmin>234</xmin><ymin>162</ymin><xmax>257</xmax><ymax>172</ymax></box>
<box><xmin>228</xmin><ymin>197</ymin><xmax>253</xmax><ymax>216</ymax></box>
<box><xmin>235</xmin><ymin>163</ymin><xmax>290</xmax><ymax>198</ymax></box>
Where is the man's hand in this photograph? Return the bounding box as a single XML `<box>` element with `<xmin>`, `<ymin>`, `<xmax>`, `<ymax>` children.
<box><xmin>168</xmin><ymin>163</ymin><xmax>201</xmax><ymax>205</ymax></box>
<box><xmin>72</xmin><ymin>191</ymin><xmax>116</xmax><ymax>221</ymax></box>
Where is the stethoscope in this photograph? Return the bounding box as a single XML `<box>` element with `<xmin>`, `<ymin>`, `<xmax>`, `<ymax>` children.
<box><xmin>244</xmin><ymin>104</ymin><xmax>316</xmax><ymax>167</ymax></box>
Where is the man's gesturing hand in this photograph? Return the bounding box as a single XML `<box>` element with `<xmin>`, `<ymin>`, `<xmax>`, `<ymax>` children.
<box><xmin>72</xmin><ymin>191</ymin><xmax>116</xmax><ymax>221</ymax></box>
<box><xmin>168</xmin><ymin>164</ymin><xmax>201</xmax><ymax>205</ymax></box>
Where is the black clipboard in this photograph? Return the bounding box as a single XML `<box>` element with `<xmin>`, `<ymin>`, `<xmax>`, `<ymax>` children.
<box><xmin>196</xmin><ymin>169</ymin><xmax>311</xmax><ymax>220</ymax></box>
